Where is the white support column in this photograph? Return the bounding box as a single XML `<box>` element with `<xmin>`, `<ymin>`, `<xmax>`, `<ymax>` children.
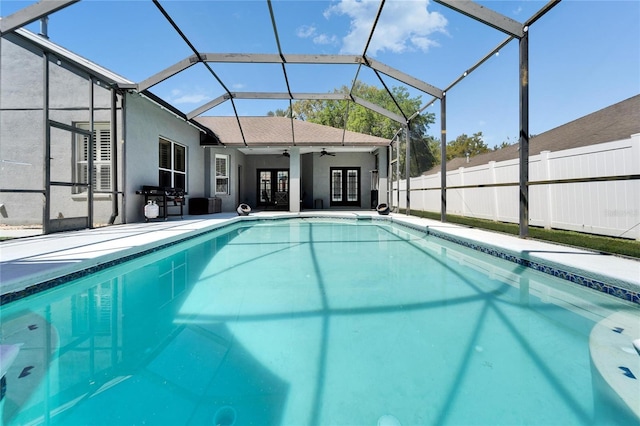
<box><xmin>289</xmin><ymin>147</ymin><xmax>301</xmax><ymax>212</ymax></box>
<box><xmin>378</xmin><ymin>147</ymin><xmax>388</xmax><ymax>204</ymax></box>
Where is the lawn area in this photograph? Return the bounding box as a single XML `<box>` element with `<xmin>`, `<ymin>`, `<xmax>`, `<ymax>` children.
<box><xmin>405</xmin><ymin>209</ymin><xmax>640</xmax><ymax>259</ymax></box>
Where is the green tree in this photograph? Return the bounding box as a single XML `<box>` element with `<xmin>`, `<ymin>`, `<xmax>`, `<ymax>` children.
<box><xmin>292</xmin><ymin>81</ymin><xmax>436</xmax><ymax>177</ymax></box>
<box><xmin>446</xmin><ymin>132</ymin><xmax>490</xmax><ymax>161</ymax></box>
<box><xmin>266</xmin><ymin>107</ymin><xmax>292</xmax><ymax>117</ymax></box>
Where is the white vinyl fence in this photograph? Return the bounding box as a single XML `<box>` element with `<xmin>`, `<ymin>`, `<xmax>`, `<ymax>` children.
<box><xmin>393</xmin><ymin>133</ymin><xmax>640</xmax><ymax>240</ymax></box>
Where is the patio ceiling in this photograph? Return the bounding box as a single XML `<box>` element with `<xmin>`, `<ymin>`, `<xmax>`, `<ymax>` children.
<box><xmin>0</xmin><ymin>0</ymin><xmax>559</xmax><ymax>149</ymax></box>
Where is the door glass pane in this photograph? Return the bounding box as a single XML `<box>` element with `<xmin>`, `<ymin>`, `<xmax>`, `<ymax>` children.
<box><xmin>347</xmin><ymin>169</ymin><xmax>358</xmax><ymax>202</ymax></box>
<box><xmin>277</xmin><ymin>171</ymin><xmax>288</xmax><ymax>192</ymax></box>
<box><xmin>331</xmin><ymin>170</ymin><xmax>343</xmax><ymax>202</ymax></box>
<box><xmin>260</xmin><ymin>171</ymin><xmax>271</xmax><ymax>203</ymax></box>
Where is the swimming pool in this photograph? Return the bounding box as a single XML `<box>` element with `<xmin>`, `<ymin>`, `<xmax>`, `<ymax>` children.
<box><xmin>1</xmin><ymin>217</ymin><xmax>638</xmax><ymax>425</ymax></box>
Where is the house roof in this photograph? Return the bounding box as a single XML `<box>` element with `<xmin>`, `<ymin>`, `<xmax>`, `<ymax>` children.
<box><xmin>435</xmin><ymin>94</ymin><xmax>640</xmax><ymax>173</ymax></box>
<box><xmin>195</xmin><ymin>116</ymin><xmax>391</xmax><ymax>148</ymax></box>
<box><xmin>13</xmin><ymin>28</ymin><xmax>134</xmax><ymax>87</ymax></box>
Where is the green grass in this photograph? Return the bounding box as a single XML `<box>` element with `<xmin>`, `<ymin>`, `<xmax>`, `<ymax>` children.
<box><xmin>403</xmin><ymin>209</ymin><xmax>640</xmax><ymax>259</ymax></box>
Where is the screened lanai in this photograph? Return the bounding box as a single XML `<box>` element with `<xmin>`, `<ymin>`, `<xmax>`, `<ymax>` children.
<box><xmin>3</xmin><ymin>0</ymin><xmax>635</xmax><ymax>238</ymax></box>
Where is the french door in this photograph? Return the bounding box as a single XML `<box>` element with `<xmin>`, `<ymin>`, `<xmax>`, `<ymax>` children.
<box><xmin>257</xmin><ymin>169</ymin><xmax>289</xmax><ymax>208</ymax></box>
<box><xmin>330</xmin><ymin>167</ymin><xmax>360</xmax><ymax>207</ymax></box>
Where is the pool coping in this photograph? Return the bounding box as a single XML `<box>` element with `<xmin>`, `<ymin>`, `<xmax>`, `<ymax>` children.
<box><xmin>1</xmin><ymin>211</ymin><xmax>639</xmax><ymax>305</ymax></box>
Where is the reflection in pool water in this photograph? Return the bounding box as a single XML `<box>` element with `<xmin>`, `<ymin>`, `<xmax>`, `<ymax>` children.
<box><xmin>1</xmin><ymin>219</ymin><xmax>637</xmax><ymax>425</ymax></box>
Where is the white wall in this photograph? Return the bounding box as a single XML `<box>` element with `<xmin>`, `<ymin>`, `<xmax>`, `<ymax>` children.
<box><xmin>393</xmin><ymin>135</ymin><xmax>640</xmax><ymax>240</ymax></box>
<box><xmin>124</xmin><ymin>93</ymin><xmax>205</xmax><ymax>222</ymax></box>
<box><xmin>204</xmin><ymin>146</ymin><xmax>245</xmax><ymax>212</ymax></box>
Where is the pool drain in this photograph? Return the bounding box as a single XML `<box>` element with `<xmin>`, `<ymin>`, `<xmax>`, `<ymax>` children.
<box><xmin>213</xmin><ymin>406</ymin><xmax>236</xmax><ymax>426</ymax></box>
<box><xmin>377</xmin><ymin>414</ymin><xmax>401</xmax><ymax>426</ymax></box>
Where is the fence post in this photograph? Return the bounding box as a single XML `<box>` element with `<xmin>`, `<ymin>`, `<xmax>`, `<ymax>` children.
<box><xmin>540</xmin><ymin>151</ymin><xmax>552</xmax><ymax>229</ymax></box>
<box><xmin>489</xmin><ymin>161</ymin><xmax>498</xmax><ymax>222</ymax></box>
<box><xmin>459</xmin><ymin>166</ymin><xmax>465</xmax><ymax>216</ymax></box>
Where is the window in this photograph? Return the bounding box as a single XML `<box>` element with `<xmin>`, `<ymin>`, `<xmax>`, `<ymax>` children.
<box><xmin>159</xmin><ymin>138</ymin><xmax>187</xmax><ymax>190</ymax></box>
<box><xmin>215</xmin><ymin>154</ymin><xmax>229</xmax><ymax>194</ymax></box>
<box><xmin>330</xmin><ymin>167</ymin><xmax>360</xmax><ymax>206</ymax></box>
<box><xmin>74</xmin><ymin>122</ymin><xmax>112</xmax><ymax>193</ymax></box>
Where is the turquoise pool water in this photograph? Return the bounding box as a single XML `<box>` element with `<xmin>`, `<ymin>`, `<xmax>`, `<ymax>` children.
<box><xmin>0</xmin><ymin>218</ymin><xmax>637</xmax><ymax>425</ymax></box>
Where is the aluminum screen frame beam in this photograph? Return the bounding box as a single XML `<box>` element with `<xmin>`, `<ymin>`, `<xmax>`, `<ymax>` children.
<box><xmin>351</xmin><ymin>96</ymin><xmax>406</xmax><ymax>124</ymax></box>
<box><xmin>433</xmin><ymin>0</ymin><xmax>524</xmax><ymax>38</ymax></box>
<box><xmin>0</xmin><ymin>0</ymin><xmax>79</xmax><ymax>35</ymax></box>
<box><xmin>186</xmin><ymin>92</ymin><xmax>350</xmax><ymax>119</ymax></box>
<box><xmin>138</xmin><ymin>55</ymin><xmax>200</xmax><ymax>91</ymax></box>
<box><xmin>519</xmin><ymin>31</ymin><xmax>530</xmax><ymax>238</ymax></box>
<box><xmin>366</xmin><ymin>57</ymin><xmax>444</xmax><ymax>99</ymax></box>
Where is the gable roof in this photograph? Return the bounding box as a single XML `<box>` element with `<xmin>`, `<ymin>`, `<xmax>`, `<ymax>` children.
<box><xmin>435</xmin><ymin>94</ymin><xmax>640</xmax><ymax>173</ymax></box>
<box><xmin>195</xmin><ymin>116</ymin><xmax>391</xmax><ymax>147</ymax></box>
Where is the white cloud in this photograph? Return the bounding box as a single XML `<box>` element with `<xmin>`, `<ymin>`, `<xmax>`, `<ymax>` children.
<box><xmin>296</xmin><ymin>25</ymin><xmax>317</xmax><ymax>38</ymax></box>
<box><xmin>231</xmin><ymin>83</ymin><xmax>246</xmax><ymax>90</ymax></box>
<box><xmin>324</xmin><ymin>0</ymin><xmax>447</xmax><ymax>56</ymax></box>
<box><xmin>172</xmin><ymin>93</ymin><xmax>210</xmax><ymax>105</ymax></box>
<box><xmin>297</xmin><ymin>24</ymin><xmax>338</xmax><ymax>46</ymax></box>
<box><xmin>313</xmin><ymin>33</ymin><xmax>338</xmax><ymax>45</ymax></box>
<box><xmin>169</xmin><ymin>89</ymin><xmax>209</xmax><ymax>105</ymax></box>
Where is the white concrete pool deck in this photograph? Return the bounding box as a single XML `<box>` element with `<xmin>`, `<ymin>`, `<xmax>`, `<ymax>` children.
<box><xmin>1</xmin><ymin>211</ymin><xmax>639</xmax><ymax>300</ymax></box>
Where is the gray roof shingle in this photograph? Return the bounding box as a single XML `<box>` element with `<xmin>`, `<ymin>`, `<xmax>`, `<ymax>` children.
<box><xmin>195</xmin><ymin>116</ymin><xmax>391</xmax><ymax>147</ymax></box>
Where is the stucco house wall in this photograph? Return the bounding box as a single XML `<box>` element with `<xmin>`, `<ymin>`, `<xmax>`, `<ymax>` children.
<box><xmin>202</xmin><ymin>146</ymin><xmax>246</xmax><ymax>213</ymax></box>
<box><xmin>1</xmin><ymin>33</ymin><xmax>123</xmax><ymax>226</ymax></box>
<box><xmin>123</xmin><ymin>93</ymin><xmax>205</xmax><ymax>222</ymax></box>
<box><xmin>312</xmin><ymin>152</ymin><xmax>377</xmax><ymax>210</ymax></box>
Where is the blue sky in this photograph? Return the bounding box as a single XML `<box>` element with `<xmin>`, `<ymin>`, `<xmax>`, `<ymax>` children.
<box><xmin>2</xmin><ymin>0</ymin><xmax>639</xmax><ymax>147</ymax></box>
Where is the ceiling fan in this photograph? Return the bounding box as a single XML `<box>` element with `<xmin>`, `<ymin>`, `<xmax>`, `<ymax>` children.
<box><xmin>320</xmin><ymin>148</ymin><xmax>335</xmax><ymax>157</ymax></box>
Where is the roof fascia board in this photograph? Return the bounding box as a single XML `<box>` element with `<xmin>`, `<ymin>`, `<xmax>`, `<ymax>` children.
<box><xmin>352</xmin><ymin>96</ymin><xmax>405</xmax><ymax>124</ymax></box>
<box><xmin>138</xmin><ymin>55</ymin><xmax>199</xmax><ymax>91</ymax></box>
<box><xmin>0</xmin><ymin>0</ymin><xmax>79</xmax><ymax>35</ymax></box>
<box><xmin>10</xmin><ymin>29</ymin><xmax>132</xmax><ymax>87</ymax></box>
<box><xmin>434</xmin><ymin>0</ymin><xmax>524</xmax><ymax>38</ymax></box>
<box><xmin>365</xmin><ymin>57</ymin><xmax>443</xmax><ymax>99</ymax></box>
